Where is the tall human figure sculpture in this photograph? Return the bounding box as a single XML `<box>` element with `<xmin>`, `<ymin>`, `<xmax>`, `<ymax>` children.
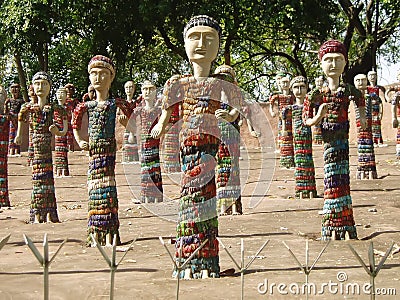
<box><xmin>15</xmin><ymin>72</ymin><xmax>68</xmax><ymax>223</ymax></box>
<box><xmin>65</xmin><ymin>83</ymin><xmax>79</xmax><ymax>151</ymax></box>
<box><xmin>54</xmin><ymin>87</ymin><xmax>70</xmax><ymax>177</ymax></box>
<box><xmin>269</xmin><ymin>75</ymin><xmax>295</xmax><ymax>168</ymax></box>
<box><xmin>367</xmin><ymin>70</ymin><xmax>386</xmax><ymax>146</ymax></box>
<box><xmin>132</xmin><ymin>80</ymin><xmax>163</xmax><ymax>203</ymax></box>
<box><xmin>26</xmin><ymin>85</ymin><xmax>38</xmax><ymax>166</ymax></box>
<box><xmin>72</xmin><ymin>55</ymin><xmax>134</xmax><ymax>246</ymax></box>
<box><xmin>0</xmin><ymin>85</ymin><xmax>10</xmax><ymax>207</ymax></box>
<box><xmin>354</xmin><ymin>74</ymin><xmax>378</xmax><ymax>179</ymax></box>
<box><xmin>312</xmin><ymin>76</ymin><xmax>325</xmax><ymax>145</ymax></box>
<box><xmin>151</xmin><ymin>15</ymin><xmax>240</xmax><ymax>279</ymax></box>
<box><xmin>282</xmin><ymin>76</ymin><xmax>317</xmax><ymax>199</ymax></box>
<box><xmin>212</xmin><ymin>64</ymin><xmax>242</xmax><ymax>215</ymax></box>
<box><xmin>387</xmin><ymin>70</ymin><xmax>400</xmax><ymax>159</ymax></box>
<box><xmin>120</xmin><ymin>80</ymin><xmax>139</xmax><ymax>163</ymax></box>
<box><xmin>303</xmin><ymin>40</ymin><xmax>366</xmax><ymax>240</ymax></box>
<box><xmin>5</xmin><ymin>83</ymin><xmax>24</xmax><ymax>156</ymax></box>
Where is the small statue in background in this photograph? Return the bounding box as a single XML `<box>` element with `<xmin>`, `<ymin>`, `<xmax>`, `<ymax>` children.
<box><xmin>367</xmin><ymin>70</ymin><xmax>386</xmax><ymax>147</ymax></box>
<box><xmin>120</xmin><ymin>80</ymin><xmax>140</xmax><ymax>163</ymax></box>
<box><xmin>269</xmin><ymin>74</ymin><xmax>295</xmax><ymax>168</ymax></box>
<box><xmin>282</xmin><ymin>76</ymin><xmax>317</xmax><ymax>199</ymax></box>
<box><xmin>353</xmin><ymin>74</ymin><xmax>377</xmax><ymax>179</ymax></box>
<box><xmin>5</xmin><ymin>83</ymin><xmax>24</xmax><ymax>156</ymax></box>
<box><xmin>15</xmin><ymin>72</ymin><xmax>68</xmax><ymax>223</ymax></box>
<box><xmin>0</xmin><ymin>85</ymin><xmax>10</xmax><ymax>207</ymax></box>
<box><xmin>65</xmin><ymin>83</ymin><xmax>80</xmax><ymax>151</ymax></box>
<box><xmin>312</xmin><ymin>76</ymin><xmax>325</xmax><ymax>145</ymax></box>
<box><xmin>54</xmin><ymin>87</ymin><xmax>70</xmax><ymax>177</ymax></box>
<box><xmin>387</xmin><ymin>70</ymin><xmax>400</xmax><ymax>159</ymax></box>
<box><xmin>26</xmin><ymin>85</ymin><xmax>38</xmax><ymax>166</ymax></box>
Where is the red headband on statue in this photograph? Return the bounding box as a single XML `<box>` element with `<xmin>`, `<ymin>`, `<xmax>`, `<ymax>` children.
<box><xmin>318</xmin><ymin>40</ymin><xmax>348</xmax><ymax>62</ymax></box>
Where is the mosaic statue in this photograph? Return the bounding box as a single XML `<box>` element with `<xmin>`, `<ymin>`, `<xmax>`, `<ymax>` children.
<box><xmin>15</xmin><ymin>72</ymin><xmax>68</xmax><ymax>223</ymax></box>
<box><xmin>5</xmin><ymin>83</ymin><xmax>24</xmax><ymax>156</ymax></box>
<box><xmin>387</xmin><ymin>70</ymin><xmax>400</xmax><ymax>159</ymax></box>
<box><xmin>269</xmin><ymin>75</ymin><xmax>295</xmax><ymax>168</ymax></box>
<box><xmin>354</xmin><ymin>74</ymin><xmax>378</xmax><ymax>179</ymax></box>
<box><xmin>151</xmin><ymin>15</ymin><xmax>241</xmax><ymax>279</ymax></box>
<box><xmin>0</xmin><ymin>85</ymin><xmax>10</xmax><ymax>207</ymax></box>
<box><xmin>283</xmin><ymin>76</ymin><xmax>317</xmax><ymax>199</ymax></box>
<box><xmin>54</xmin><ymin>87</ymin><xmax>70</xmax><ymax>177</ymax></box>
<box><xmin>72</xmin><ymin>55</ymin><xmax>134</xmax><ymax>246</ymax></box>
<box><xmin>367</xmin><ymin>70</ymin><xmax>386</xmax><ymax>146</ymax></box>
<box><xmin>312</xmin><ymin>76</ymin><xmax>325</xmax><ymax>145</ymax></box>
<box><xmin>303</xmin><ymin>40</ymin><xmax>366</xmax><ymax>240</ymax></box>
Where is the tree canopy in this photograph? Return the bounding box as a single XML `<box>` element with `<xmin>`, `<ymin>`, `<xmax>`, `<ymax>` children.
<box><xmin>0</xmin><ymin>0</ymin><xmax>399</xmax><ymax>100</ymax></box>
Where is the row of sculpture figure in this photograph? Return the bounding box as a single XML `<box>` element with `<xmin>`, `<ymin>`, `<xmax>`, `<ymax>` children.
<box><xmin>1</xmin><ymin>14</ymin><xmax>400</xmax><ymax>281</ymax></box>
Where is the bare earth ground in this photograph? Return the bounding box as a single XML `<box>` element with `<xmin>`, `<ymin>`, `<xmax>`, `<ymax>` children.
<box><xmin>0</xmin><ymin>103</ymin><xmax>399</xmax><ymax>300</ymax></box>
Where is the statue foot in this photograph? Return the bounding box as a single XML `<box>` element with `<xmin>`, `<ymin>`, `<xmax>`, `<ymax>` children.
<box><xmin>201</xmin><ymin>269</ymin><xmax>209</xmax><ymax>279</ymax></box>
<box><xmin>34</xmin><ymin>214</ymin><xmax>40</xmax><ymax>224</ymax></box>
<box><xmin>184</xmin><ymin>268</ymin><xmax>192</xmax><ymax>280</ymax></box>
<box><xmin>231</xmin><ymin>203</ymin><xmax>238</xmax><ymax>215</ymax></box>
<box><xmin>105</xmin><ymin>233</ymin><xmax>113</xmax><ymax>247</ymax></box>
<box><xmin>345</xmin><ymin>231</ymin><xmax>351</xmax><ymax>240</ymax></box>
<box><xmin>331</xmin><ymin>231</ymin><xmax>337</xmax><ymax>241</ymax></box>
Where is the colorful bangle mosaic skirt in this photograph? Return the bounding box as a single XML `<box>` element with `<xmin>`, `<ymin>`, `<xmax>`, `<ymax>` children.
<box><xmin>140</xmin><ymin>135</ymin><xmax>163</xmax><ymax>203</ymax></box>
<box><xmin>161</xmin><ymin>122</ymin><xmax>181</xmax><ymax>173</ymax></box>
<box><xmin>30</xmin><ymin>132</ymin><xmax>59</xmax><ymax>223</ymax></box>
<box><xmin>321</xmin><ymin>133</ymin><xmax>357</xmax><ymax>240</ymax></box>
<box><xmin>175</xmin><ymin>133</ymin><xmax>220</xmax><ymax>279</ymax></box>
<box><xmin>396</xmin><ymin>127</ymin><xmax>400</xmax><ymax>159</ymax></box>
<box><xmin>280</xmin><ymin>117</ymin><xmax>294</xmax><ymax>168</ymax></box>
<box><xmin>292</xmin><ymin>106</ymin><xmax>316</xmax><ymax>198</ymax></box>
<box><xmin>216</xmin><ymin>119</ymin><xmax>242</xmax><ymax>214</ymax></box>
<box><xmin>87</xmin><ymin>138</ymin><xmax>120</xmax><ymax>246</ymax></box>
<box><xmin>0</xmin><ymin>115</ymin><xmax>10</xmax><ymax>207</ymax></box>
<box><xmin>54</xmin><ymin>135</ymin><xmax>70</xmax><ymax>176</ymax></box>
<box><xmin>313</xmin><ymin>125</ymin><xmax>323</xmax><ymax>145</ymax></box>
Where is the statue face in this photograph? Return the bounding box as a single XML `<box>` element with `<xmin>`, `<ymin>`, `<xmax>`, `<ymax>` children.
<box><xmin>354</xmin><ymin>74</ymin><xmax>367</xmax><ymax>90</ymax></box>
<box><xmin>367</xmin><ymin>72</ymin><xmax>377</xmax><ymax>84</ymax></box>
<box><xmin>33</xmin><ymin>79</ymin><xmax>50</xmax><ymax>98</ymax></box>
<box><xmin>279</xmin><ymin>77</ymin><xmax>290</xmax><ymax>91</ymax></box>
<box><xmin>10</xmin><ymin>84</ymin><xmax>20</xmax><ymax>98</ymax></box>
<box><xmin>320</xmin><ymin>53</ymin><xmax>346</xmax><ymax>78</ymax></box>
<box><xmin>124</xmin><ymin>81</ymin><xmax>135</xmax><ymax>98</ymax></box>
<box><xmin>184</xmin><ymin>25</ymin><xmax>219</xmax><ymax>64</ymax></box>
<box><xmin>315</xmin><ymin>77</ymin><xmax>324</xmax><ymax>88</ymax></box>
<box><xmin>291</xmin><ymin>82</ymin><xmax>307</xmax><ymax>99</ymax></box>
<box><xmin>56</xmin><ymin>89</ymin><xmax>67</xmax><ymax>104</ymax></box>
<box><xmin>89</xmin><ymin>67</ymin><xmax>113</xmax><ymax>92</ymax></box>
<box><xmin>141</xmin><ymin>85</ymin><xmax>156</xmax><ymax>102</ymax></box>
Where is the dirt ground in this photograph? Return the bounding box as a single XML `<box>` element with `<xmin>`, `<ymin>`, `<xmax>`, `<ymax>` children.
<box><xmin>0</xmin><ymin>103</ymin><xmax>399</xmax><ymax>300</ymax></box>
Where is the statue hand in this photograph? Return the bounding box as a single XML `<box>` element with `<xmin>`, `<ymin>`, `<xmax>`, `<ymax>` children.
<box><xmin>78</xmin><ymin>140</ymin><xmax>89</xmax><ymax>151</ymax></box>
<box><xmin>14</xmin><ymin>135</ymin><xmax>21</xmax><ymax>145</ymax></box>
<box><xmin>151</xmin><ymin>123</ymin><xmax>163</xmax><ymax>139</ymax></box>
<box><xmin>49</xmin><ymin>124</ymin><xmax>60</xmax><ymax>135</ymax></box>
<box><xmin>359</xmin><ymin>118</ymin><xmax>367</xmax><ymax>130</ymax></box>
<box><xmin>118</xmin><ymin>115</ymin><xmax>128</xmax><ymax>127</ymax></box>
<box><xmin>251</xmin><ymin>130</ymin><xmax>260</xmax><ymax>138</ymax></box>
<box><xmin>393</xmin><ymin>118</ymin><xmax>399</xmax><ymax>128</ymax></box>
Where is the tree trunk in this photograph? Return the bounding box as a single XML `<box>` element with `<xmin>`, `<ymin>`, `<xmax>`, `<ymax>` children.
<box><xmin>13</xmin><ymin>53</ymin><xmax>28</xmax><ymax>102</ymax></box>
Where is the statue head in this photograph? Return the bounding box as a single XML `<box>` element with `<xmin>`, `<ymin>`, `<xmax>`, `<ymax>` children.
<box><xmin>65</xmin><ymin>83</ymin><xmax>75</xmax><ymax>98</ymax></box>
<box><xmin>354</xmin><ymin>73</ymin><xmax>368</xmax><ymax>91</ymax></box>
<box><xmin>183</xmin><ymin>15</ymin><xmax>221</xmax><ymax>64</ymax></box>
<box><xmin>141</xmin><ymin>80</ymin><xmax>156</xmax><ymax>102</ymax></box>
<box><xmin>87</xmin><ymin>55</ymin><xmax>115</xmax><ymax>93</ymax></box>
<box><xmin>319</xmin><ymin>40</ymin><xmax>347</xmax><ymax>78</ymax></box>
<box><xmin>32</xmin><ymin>71</ymin><xmax>52</xmax><ymax>99</ymax></box>
<box><xmin>290</xmin><ymin>76</ymin><xmax>308</xmax><ymax>100</ymax></box>
<box><xmin>9</xmin><ymin>83</ymin><xmax>21</xmax><ymax>99</ymax></box>
<box><xmin>124</xmin><ymin>80</ymin><xmax>136</xmax><ymax>99</ymax></box>
<box><xmin>314</xmin><ymin>76</ymin><xmax>324</xmax><ymax>89</ymax></box>
<box><xmin>367</xmin><ymin>70</ymin><xmax>377</xmax><ymax>85</ymax></box>
<box><xmin>56</xmin><ymin>87</ymin><xmax>67</xmax><ymax>105</ymax></box>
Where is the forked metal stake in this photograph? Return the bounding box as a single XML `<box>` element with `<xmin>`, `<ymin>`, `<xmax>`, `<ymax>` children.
<box><xmin>23</xmin><ymin>234</ymin><xmax>67</xmax><ymax>300</ymax></box>
<box><xmin>90</xmin><ymin>234</ymin><xmax>136</xmax><ymax>300</ymax></box>
<box><xmin>217</xmin><ymin>238</ymin><xmax>270</xmax><ymax>300</ymax></box>
<box><xmin>159</xmin><ymin>236</ymin><xmax>209</xmax><ymax>300</ymax></box>
<box><xmin>283</xmin><ymin>240</ymin><xmax>330</xmax><ymax>300</ymax></box>
<box><xmin>0</xmin><ymin>234</ymin><xmax>11</xmax><ymax>251</ymax></box>
<box><xmin>348</xmin><ymin>241</ymin><xmax>394</xmax><ymax>300</ymax></box>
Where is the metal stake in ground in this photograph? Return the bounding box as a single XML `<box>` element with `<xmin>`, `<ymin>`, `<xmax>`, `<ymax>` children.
<box><xmin>283</xmin><ymin>240</ymin><xmax>330</xmax><ymax>300</ymax></box>
<box><xmin>159</xmin><ymin>236</ymin><xmax>209</xmax><ymax>300</ymax></box>
<box><xmin>23</xmin><ymin>234</ymin><xmax>67</xmax><ymax>300</ymax></box>
<box><xmin>348</xmin><ymin>241</ymin><xmax>394</xmax><ymax>300</ymax></box>
<box><xmin>0</xmin><ymin>234</ymin><xmax>11</xmax><ymax>251</ymax></box>
<box><xmin>217</xmin><ymin>237</ymin><xmax>269</xmax><ymax>300</ymax></box>
<box><xmin>90</xmin><ymin>234</ymin><xmax>136</xmax><ymax>300</ymax></box>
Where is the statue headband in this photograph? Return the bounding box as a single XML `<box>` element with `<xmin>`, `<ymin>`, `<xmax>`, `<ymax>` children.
<box><xmin>318</xmin><ymin>40</ymin><xmax>348</xmax><ymax>62</ymax></box>
<box><xmin>183</xmin><ymin>15</ymin><xmax>222</xmax><ymax>40</ymax></box>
